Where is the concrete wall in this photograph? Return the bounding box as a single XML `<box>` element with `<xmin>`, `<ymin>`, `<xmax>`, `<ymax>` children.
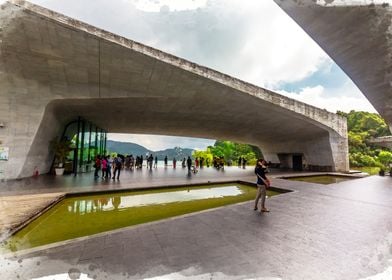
<box><xmin>0</xmin><ymin>1</ymin><xmax>349</xmax><ymax>180</ymax></box>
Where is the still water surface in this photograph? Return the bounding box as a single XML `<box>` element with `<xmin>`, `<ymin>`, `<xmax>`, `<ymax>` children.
<box><xmin>4</xmin><ymin>183</ymin><xmax>280</xmax><ymax>251</ymax></box>
<box><xmin>286</xmin><ymin>175</ymin><xmax>357</xmax><ymax>185</ymax></box>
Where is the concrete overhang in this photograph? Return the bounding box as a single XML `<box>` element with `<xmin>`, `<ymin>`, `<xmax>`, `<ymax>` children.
<box><xmin>369</xmin><ymin>136</ymin><xmax>392</xmax><ymax>149</ymax></box>
<box><xmin>274</xmin><ymin>0</ymin><xmax>392</xmax><ymax>133</ymax></box>
<box><xmin>0</xmin><ymin>0</ymin><xmax>348</xmax><ymax>179</ymax></box>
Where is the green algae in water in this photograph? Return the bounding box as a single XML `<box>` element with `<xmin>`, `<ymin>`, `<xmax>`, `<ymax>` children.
<box><xmin>4</xmin><ymin>183</ymin><xmax>280</xmax><ymax>251</ymax></box>
<box><xmin>287</xmin><ymin>175</ymin><xmax>357</xmax><ymax>185</ymax></box>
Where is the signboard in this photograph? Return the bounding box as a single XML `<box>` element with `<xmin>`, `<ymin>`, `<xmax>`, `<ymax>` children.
<box><xmin>0</xmin><ymin>147</ymin><xmax>9</xmax><ymax>160</ymax></box>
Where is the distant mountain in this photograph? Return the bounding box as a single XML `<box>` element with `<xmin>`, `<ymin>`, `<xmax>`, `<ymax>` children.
<box><xmin>106</xmin><ymin>140</ymin><xmax>194</xmax><ymax>160</ymax></box>
<box><xmin>106</xmin><ymin>140</ymin><xmax>149</xmax><ymax>156</ymax></box>
<box><xmin>154</xmin><ymin>147</ymin><xmax>194</xmax><ymax>161</ymax></box>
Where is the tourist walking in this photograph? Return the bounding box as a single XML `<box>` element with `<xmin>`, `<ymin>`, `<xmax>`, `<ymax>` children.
<box><xmin>113</xmin><ymin>156</ymin><xmax>122</xmax><ymax>180</ymax></box>
<box><xmin>187</xmin><ymin>156</ymin><xmax>192</xmax><ymax>172</ymax></box>
<box><xmin>242</xmin><ymin>158</ymin><xmax>247</xmax><ymax>169</ymax></box>
<box><xmin>101</xmin><ymin>156</ymin><xmax>107</xmax><ymax>178</ymax></box>
<box><xmin>173</xmin><ymin>157</ymin><xmax>177</xmax><ymax>168</ymax></box>
<box><xmin>164</xmin><ymin>156</ymin><xmax>168</xmax><ymax>166</ymax></box>
<box><xmin>94</xmin><ymin>155</ymin><xmax>101</xmax><ymax>178</ymax></box>
<box><xmin>148</xmin><ymin>154</ymin><xmax>153</xmax><ymax>169</ymax></box>
<box><xmin>106</xmin><ymin>155</ymin><xmax>112</xmax><ymax>179</ymax></box>
<box><xmin>254</xmin><ymin>159</ymin><xmax>271</xmax><ymax>213</ymax></box>
<box><xmin>154</xmin><ymin>156</ymin><xmax>158</xmax><ymax>168</ymax></box>
<box><xmin>200</xmin><ymin>157</ymin><xmax>204</xmax><ymax>168</ymax></box>
<box><xmin>130</xmin><ymin>154</ymin><xmax>134</xmax><ymax>170</ymax></box>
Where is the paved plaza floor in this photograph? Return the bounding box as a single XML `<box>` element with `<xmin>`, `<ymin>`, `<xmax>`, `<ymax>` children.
<box><xmin>0</xmin><ymin>167</ymin><xmax>391</xmax><ymax>279</ymax></box>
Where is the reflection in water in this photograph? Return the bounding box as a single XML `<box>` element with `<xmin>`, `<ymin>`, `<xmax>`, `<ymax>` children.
<box><xmin>32</xmin><ymin>272</ymin><xmax>93</xmax><ymax>280</ymax></box>
<box><xmin>67</xmin><ymin>186</ymin><xmax>243</xmax><ymax>215</ymax></box>
<box><xmin>112</xmin><ymin>196</ymin><xmax>121</xmax><ymax>209</ymax></box>
<box><xmin>5</xmin><ymin>184</ymin><xmax>279</xmax><ymax>251</ymax></box>
<box><xmin>286</xmin><ymin>175</ymin><xmax>357</xmax><ymax>185</ymax></box>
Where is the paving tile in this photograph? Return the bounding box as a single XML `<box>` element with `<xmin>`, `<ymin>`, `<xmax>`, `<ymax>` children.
<box><xmin>1</xmin><ymin>169</ymin><xmax>391</xmax><ymax>279</ymax></box>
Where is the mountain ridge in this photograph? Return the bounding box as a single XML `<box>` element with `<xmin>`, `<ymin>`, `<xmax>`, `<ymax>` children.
<box><xmin>106</xmin><ymin>140</ymin><xmax>194</xmax><ymax>160</ymax></box>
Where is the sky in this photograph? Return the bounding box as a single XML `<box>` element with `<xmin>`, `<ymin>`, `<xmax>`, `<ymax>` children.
<box><xmin>25</xmin><ymin>0</ymin><xmax>381</xmax><ymax>151</ymax></box>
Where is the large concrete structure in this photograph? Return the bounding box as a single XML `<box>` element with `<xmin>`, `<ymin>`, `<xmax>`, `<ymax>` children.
<box><xmin>274</xmin><ymin>0</ymin><xmax>392</xmax><ymax>132</ymax></box>
<box><xmin>369</xmin><ymin>136</ymin><xmax>392</xmax><ymax>149</ymax></box>
<box><xmin>0</xmin><ymin>0</ymin><xmax>348</xmax><ymax>180</ymax></box>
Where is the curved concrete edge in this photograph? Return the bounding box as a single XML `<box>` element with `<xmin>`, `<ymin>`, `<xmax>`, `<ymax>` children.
<box><xmin>273</xmin><ymin>0</ymin><xmax>392</xmax><ymax>131</ymax></box>
<box><xmin>6</xmin><ymin>0</ymin><xmax>347</xmax><ymax>134</ymax></box>
<box><xmin>0</xmin><ymin>0</ymin><xmax>349</xmax><ymax>179</ymax></box>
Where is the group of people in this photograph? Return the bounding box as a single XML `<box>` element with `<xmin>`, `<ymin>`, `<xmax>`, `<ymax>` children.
<box><xmin>94</xmin><ymin>153</ymin><xmax>271</xmax><ymax>212</ymax></box>
<box><xmin>212</xmin><ymin>157</ymin><xmax>225</xmax><ymax>170</ymax></box>
<box><xmin>94</xmin><ymin>155</ymin><xmax>123</xmax><ymax>180</ymax></box>
<box><xmin>238</xmin><ymin>157</ymin><xmax>248</xmax><ymax>168</ymax></box>
<box><xmin>123</xmin><ymin>154</ymin><xmax>158</xmax><ymax>170</ymax></box>
<box><xmin>93</xmin><ymin>154</ymin><xmax>197</xmax><ymax>179</ymax></box>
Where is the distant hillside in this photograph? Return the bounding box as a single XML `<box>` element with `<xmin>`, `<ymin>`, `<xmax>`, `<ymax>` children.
<box><xmin>106</xmin><ymin>140</ymin><xmax>194</xmax><ymax>160</ymax></box>
<box><xmin>106</xmin><ymin>140</ymin><xmax>149</xmax><ymax>156</ymax></box>
<box><xmin>154</xmin><ymin>147</ymin><xmax>194</xmax><ymax>160</ymax></box>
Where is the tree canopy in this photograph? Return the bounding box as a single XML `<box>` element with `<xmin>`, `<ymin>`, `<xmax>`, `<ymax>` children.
<box><xmin>192</xmin><ymin>140</ymin><xmax>262</xmax><ymax>166</ymax></box>
<box><xmin>338</xmin><ymin>110</ymin><xmax>392</xmax><ymax>168</ymax></box>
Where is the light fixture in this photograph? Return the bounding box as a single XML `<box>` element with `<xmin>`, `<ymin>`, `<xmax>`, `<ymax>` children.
<box><xmin>0</xmin><ymin>122</ymin><xmax>4</xmax><ymax>128</ymax></box>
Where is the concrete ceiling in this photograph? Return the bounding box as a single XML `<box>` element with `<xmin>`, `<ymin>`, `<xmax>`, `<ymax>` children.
<box><xmin>0</xmin><ymin>0</ymin><xmax>349</xmax><ymax>176</ymax></box>
<box><xmin>1</xmin><ymin>0</ymin><xmax>345</xmax><ymax>147</ymax></box>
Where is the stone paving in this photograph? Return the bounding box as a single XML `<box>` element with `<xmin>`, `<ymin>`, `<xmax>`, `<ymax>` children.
<box><xmin>0</xmin><ymin>192</ymin><xmax>64</xmax><ymax>234</ymax></box>
<box><xmin>0</xmin><ymin>168</ymin><xmax>391</xmax><ymax>280</ymax></box>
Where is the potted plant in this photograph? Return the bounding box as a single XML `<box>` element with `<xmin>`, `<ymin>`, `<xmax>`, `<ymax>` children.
<box><xmin>50</xmin><ymin>137</ymin><xmax>73</xmax><ymax>175</ymax></box>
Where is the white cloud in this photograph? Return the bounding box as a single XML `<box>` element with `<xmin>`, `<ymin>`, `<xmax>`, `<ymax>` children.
<box><xmin>231</xmin><ymin>1</ymin><xmax>329</xmax><ymax>88</ymax></box>
<box><xmin>277</xmin><ymin>83</ymin><xmax>378</xmax><ymax>113</ymax></box>
<box><xmin>131</xmin><ymin>0</ymin><xmax>208</xmax><ymax>12</ymax></box>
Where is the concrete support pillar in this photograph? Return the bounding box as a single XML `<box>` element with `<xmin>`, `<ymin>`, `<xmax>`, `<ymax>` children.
<box><xmin>258</xmin><ymin>130</ymin><xmax>348</xmax><ymax>172</ymax></box>
<box><xmin>0</xmin><ymin>97</ymin><xmax>50</xmax><ymax>180</ymax></box>
<box><xmin>19</xmin><ymin>103</ymin><xmax>65</xmax><ymax>179</ymax></box>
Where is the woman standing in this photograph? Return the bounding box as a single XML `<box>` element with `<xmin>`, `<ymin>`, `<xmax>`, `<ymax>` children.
<box><xmin>101</xmin><ymin>156</ymin><xmax>107</xmax><ymax>179</ymax></box>
<box><xmin>254</xmin><ymin>159</ymin><xmax>271</xmax><ymax>213</ymax></box>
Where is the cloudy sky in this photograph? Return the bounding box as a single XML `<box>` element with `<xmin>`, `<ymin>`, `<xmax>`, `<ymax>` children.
<box><xmin>26</xmin><ymin>0</ymin><xmax>379</xmax><ymax>150</ymax></box>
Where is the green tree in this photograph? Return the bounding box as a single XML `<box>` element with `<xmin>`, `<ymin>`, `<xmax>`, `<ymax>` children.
<box><xmin>192</xmin><ymin>148</ymin><xmax>213</xmax><ymax>163</ymax></box>
<box><xmin>209</xmin><ymin>141</ymin><xmax>235</xmax><ymax>160</ymax></box>
<box><xmin>195</xmin><ymin>140</ymin><xmax>259</xmax><ymax>166</ymax></box>
<box><xmin>343</xmin><ymin>110</ymin><xmax>391</xmax><ymax>168</ymax></box>
<box><xmin>378</xmin><ymin>151</ymin><xmax>392</xmax><ymax>167</ymax></box>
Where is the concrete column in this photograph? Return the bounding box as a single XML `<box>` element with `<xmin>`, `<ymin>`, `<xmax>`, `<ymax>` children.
<box><xmin>258</xmin><ymin>130</ymin><xmax>348</xmax><ymax>172</ymax></box>
<box><xmin>0</xmin><ymin>92</ymin><xmax>52</xmax><ymax>180</ymax></box>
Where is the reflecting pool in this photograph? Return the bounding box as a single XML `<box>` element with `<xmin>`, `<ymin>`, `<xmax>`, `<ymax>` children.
<box><xmin>3</xmin><ymin>183</ymin><xmax>281</xmax><ymax>251</ymax></box>
<box><xmin>285</xmin><ymin>175</ymin><xmax>357</xmax><ymax>185</ymax></box>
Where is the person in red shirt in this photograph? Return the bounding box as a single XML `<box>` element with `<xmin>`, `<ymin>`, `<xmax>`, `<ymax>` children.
<box><xmin>101</xmin><ymin>157</ymin><xmax>107</xmax><ymax>179</ymax></box>
<box><xmin>94</xmin><ymin>155</ymin><xmax>101</xmax><ymax>178</ymax></box>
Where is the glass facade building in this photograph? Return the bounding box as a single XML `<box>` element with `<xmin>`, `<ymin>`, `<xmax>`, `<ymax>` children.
<box><xmin>61</xmin><ymin>117</ymin><xmax>107</xmax><ymax>175</ymax></box>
